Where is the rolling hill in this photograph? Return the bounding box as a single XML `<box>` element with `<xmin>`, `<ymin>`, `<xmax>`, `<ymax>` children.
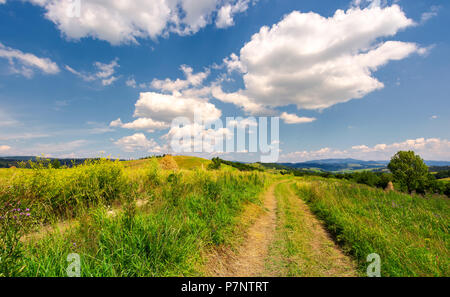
<box><xmin>277</xmin><ymin>159</ymin><xmax>450</xmax><ymax>173</ymax></box>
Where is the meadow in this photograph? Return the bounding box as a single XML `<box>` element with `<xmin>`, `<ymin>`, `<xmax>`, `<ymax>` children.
<box><xmin>0</xmin><ymin>156</ymin><xmax>268</xmax><ymax>276</ymax></box>
<box><xmin>295</xmin><ymin>178</ymin><xmax>449</xmax><ymax>277</ymax></box>
<box><xmin>0</xmin><ymin>156</ymin><xmax>448</xmax><ymax>277</ymax></box>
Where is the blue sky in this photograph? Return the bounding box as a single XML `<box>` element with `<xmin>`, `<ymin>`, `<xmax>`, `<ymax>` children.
<box><xmin>0</xmin><ymin>0</ymin><xmax>449</xmax><ymax>162</ymax></box>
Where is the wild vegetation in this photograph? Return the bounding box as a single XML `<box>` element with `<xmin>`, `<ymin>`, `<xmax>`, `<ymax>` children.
<box><xmin>0</xmin><ymin>156</ymin><xmax>268</xmax><ymax>276</ymax></box>
<box><xmin>0</xmin><ymin>152</ymin><xmax>448</xmax><ymax>277</ymax></box>
<box><xmin>295</xmin><ymin>178</ymin><xmax>449</xmax><ymax>276</ymax></box>
<box><xmin>274</xmin><ymin>151</ymin><xmax>450</xmax><ymax>197</ymax></box>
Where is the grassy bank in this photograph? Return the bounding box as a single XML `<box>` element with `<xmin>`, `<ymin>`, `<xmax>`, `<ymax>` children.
<box><xmin>0</xmin><ymin>158</ymin><xmax>268</xmax><ymax>276</ymax></box>
<box><xmin>294</xmin><ymin>178</ymin><xmax>449</xmax><ymax>276</ymax></box>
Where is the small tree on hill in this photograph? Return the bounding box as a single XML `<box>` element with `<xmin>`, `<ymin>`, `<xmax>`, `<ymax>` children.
<box><xmin>388</xmin><ymin>151</ymin><xmax>429</xmax><ymax>193</ymax></box>
<box><xmin>208</xmin><ymin>157</ymin><xmax>222</xmax><ymax>170</ymax></box>
<box><xmin>51</xmin><ymin>159</ymin><xmax>61</xmax><ymax>169</ymax></box>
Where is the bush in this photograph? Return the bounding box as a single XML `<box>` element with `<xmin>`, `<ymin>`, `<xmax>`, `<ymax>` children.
<box><xmin>445</xmin><ymin>183</ymin><xmax>450</xmax><ymax>197</ymax></box>
<box><xmin>352</xmin><ymin>171</ymin><xmax>380</xmax><ymax>187</ymax></box>
<box><xmin>0</xmin><ymin>199</ymin><xmax>37</xmax><ymax>276</ymax></box>
<box><xmin>207</xmin><ymin>157</ymin><xmax>222</xmax><ymax>170</ymax></box>
<box><xmin>4</xmin><ymin>158</ymin><xmax>129</xmax><ymax>221</ymax></box>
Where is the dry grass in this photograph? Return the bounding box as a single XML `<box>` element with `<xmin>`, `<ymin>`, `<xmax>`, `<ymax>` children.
<box><xmin>159</xmin><ymin>155</ymin><xmax>179</xmax><ymax>170</ymax></box>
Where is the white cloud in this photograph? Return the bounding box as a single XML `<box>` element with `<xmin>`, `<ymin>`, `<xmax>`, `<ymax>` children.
<box><xmin>110</xmin><ymin>117</ymin><xmax>169</xmax><ymax>133</ymax></box>
<box><xmin>211</xmin><ymin>85</ymin><xmax>274</xmax><ymax>115</ymax></box>
<box><xmin>114</xmin><ymin>133</ymin><xmax>164</xmax><ymax>153</ymax></box>
<box><xmin>213</xmin><ymin>5</ymin><xmax>427</xmax><ymax>114</ymax></box>
<box><xmin>280</xmin><ymin>112</ymin><xmax>316</xmax><ymax>124</ymax></box>
<box><xmin>65</xmin><ymin>58</ymin><xmax>119</xmax><ymax>86</ymax></box>
<box><xmin>126</xmin><ymin>77</ymin><xmax>137</xmax><ymax>88</ymax></box>
<box><xmin>223</xmin><ymin>53</ymin><xmax>245</xmax><ymax>73</ymax></box>
<box><xmin>150</xmin><ymin>65</ymin><xmax>209</xmax><ymax>92</ymax></box>
<box><xmin>165</xmin><ymin>122</ymin><xmax>232</xmax><ymax>153</ymax></box>
<box><xmin>112</xmin><ymin>90</ymin><xmax>222</xmax><ymax>136</ymax></box>
<box><xmin>115</xmin><ymin>64</ymin><xmax>226</xmax><ymax>148</ymax></box>
<box><xmin>216</xmin><ymin>4</ymin><xmax>234</xmax><ymax>28</ymax></box>
<box><xmin>0</xmin><ymin>133</ymin><xmax>51</xmax><ymax>141</ymax></box>
<box><xmin>0</xmin><ymin>145</ymin><xmax>11</xmax><ymax>153</ymax></box>
<box><xmin>421</xmin><ymin>5</ymin><xmax>440</xmax><ymax>24</ymax></box>
<box><xmin>85</xmin><ymin>121</ymin><xmax>115</xmax><ymax>134</ymax></box>
<box><xmin>0</xmin><ymin>42</ymin><xmax>60</xmax><ymax>77</ymax></box>
<box><xmin>216</xmin><ymin>0</ymin><xmax>251</xmax><ymax>28</ymax></box>
<box><xmin>34</xmin><ymin>140</ymin><xmax>88</xmax><ymax>154</ymax></box>
<box><xmin>27</xmin><ymin>0</ymin><xmax>256</xmax><ymax>45</ymax></box>
<box><xmin>280</xmin><ymin>138</ymin><xmax>450</xmax><ymax>162</ymax></box>
<box><xmin>101</xmin><ymin>76</ymin><xmax>118</xmax><ymax>86</ymax></box>
<box><xmin>65</xmin><ymin>65</ymin><xmax>94</xmax><ymax>81</ymax></box>
<box><xmin>431</xmin><ymin>115</ymin><xmax>438</xmax><ymax>120</ymax></box>
<box><xmin>134</xmin><ymin>92</ymin><xmax>221</xmax><ymax>124</ymax></box>
<box><xmin>6</xmin><ymin>139</ymin><xmax>88</xmax><ymax>157</ymax></box>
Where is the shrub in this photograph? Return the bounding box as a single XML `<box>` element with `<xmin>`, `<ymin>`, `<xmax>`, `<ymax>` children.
<box><xmin>0</xmin><ymin>199</ymin><xmax>37</xmax><ymax>276</ymax></box>
<box><xmin>207</xmin><ymin>157</ymin><xmax>222</xmax><ymax>170</ymax></box>
<box><xmin>352</xmin><ymin>171</ymin><xmax>380</xmax><ymax>187</ymax></box>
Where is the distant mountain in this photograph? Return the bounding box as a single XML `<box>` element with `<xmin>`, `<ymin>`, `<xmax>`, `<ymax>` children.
<box><xmin>2</xmin><ymin>156</ymin><xmax>450</xmax><ymax>171</ymax></box>
<box><xmin>279</xmin><ymin>160</ymin><xmax>385</xmax><ymax>172</ymax></box>
<box><xmin>0</xmin><ymin>156</ymin><xmax>39</xmax><ymax>161</ymax></box>
<box><xmin>276</xmin><ymin>158</ymin><xmax>450</xmax><ymax>172</ymax></box>
<box><xmin>0</xmin><ymin>156</ymin><xmax>93</xmax><ymax>168</ymax></box>
<box><xmin>303</xmin><ymin>158</ymin><xmax>388</xmax><ymax>166</ymax></box>
<box><xmin>424</xmin><ymin>161</ymin><xmax>450</xmax><ymax>166</ymax></box>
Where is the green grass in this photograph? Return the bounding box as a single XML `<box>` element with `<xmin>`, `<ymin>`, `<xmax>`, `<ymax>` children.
<box><xmin>294</xmin><ymin>177</ymin><xmax>449</xmax><ymax>277</ymax></box>
<box><xmin>1</xmin><ymin>159</ymin><xmax>130</xmax><ymax>223</ymax></box>
<box><xmin>2</xmin><ymin>156</ymin><xmax>448</xmax><ymax>277</ymax></box>
<box><xmin>122</xmin><ymin>156</ymin><xmax>211</xmax><ymax>171</ymax></box>
<box><xmin>0</xmin><ymin>158</ymin><xmax>268</xmax><ymax>276</ymax></box>
<box><xmin>266</xmin><ymin>181</ymin><xmax>357</xmax><ymax>277</ymax></box>
<box><xmin>0</xmin><ymin>168</ymin><xmax>20</xmax><ymax>182</ymax></box>
<box><xmin>172</xmin><ymin>156</ymin><xmax>212</xmax><ymax>170</ymax></box>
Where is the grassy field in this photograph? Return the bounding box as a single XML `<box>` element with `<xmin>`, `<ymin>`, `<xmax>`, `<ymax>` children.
<box><xmin>294</xmin><ymin>177</ymin><xmax>449</xmax><ymax>276</ymax></box>
<box><xmin>0</xmin><ymin>168</ymin><xmax>20</xmax><ymax>182</ymax></box>
<box><xmin>0</xmin><ymin>156</ymin><xmax>448</xmax><ymax>277</ymax></box>
<box><xmin>0</xmin><ymin>156</ymin><xmax>268</xmax><ymax>276</ymax></box>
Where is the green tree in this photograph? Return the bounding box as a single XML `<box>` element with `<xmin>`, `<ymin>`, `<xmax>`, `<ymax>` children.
<box><xmin>388</xmin><ymin>151</ymin><xmax>429</xmax><ymax>193</ymax></box>
<box><xmin>50</xmin><ymin>159</ymin><xmax>61</xmax><ymax>169</ymax></box>
<box><xmin>207</xmin><ymin>157</ymin><xmax>222</xmax><ymax>170</ymax></box>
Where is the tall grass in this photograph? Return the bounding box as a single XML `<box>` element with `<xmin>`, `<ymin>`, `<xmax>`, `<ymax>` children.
<box><xmin>295</xmin><ymin>178</ymin><xmax>449</xmax><ymax>276</ymax></box>
<box><xmin>0</xmin><ymin>158</ymin><xmax>130</xmax><ymax>223</ymax></box>
<box><xmin>0</xmin><ymin>158</ymin><xmax>268</xmax><ymax>276</ymax></box>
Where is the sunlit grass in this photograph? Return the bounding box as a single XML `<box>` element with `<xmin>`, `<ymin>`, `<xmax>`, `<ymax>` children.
<box><xmin>0</xmin><ymin>157</ymin><xmax>268</xmax><ymax>276</ymax></box>
<box><xmin>294</xmin><ymin>177</ymin><xmax>449</xmax><ymax>277</ymax></box>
